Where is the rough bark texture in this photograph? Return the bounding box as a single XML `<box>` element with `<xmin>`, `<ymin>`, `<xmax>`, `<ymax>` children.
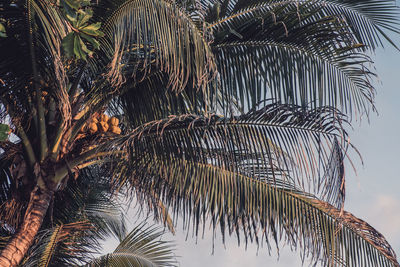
<box><xmin>0</xmin><ymin>185</ymin><xmax>53</xmax><ymax>267</ymax></box>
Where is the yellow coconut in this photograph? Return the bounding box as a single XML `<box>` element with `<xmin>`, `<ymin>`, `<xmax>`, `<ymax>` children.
<box><xmin>110</xmin><ymin>126</ymin><xmax>121</xmax><ymax>135</ymax></box>
<box><xmin>92</xmin><ymin>117</ymin><xmax>99</xmax><ymax>124</ymax></box>
<box><xmin>100</xmin><ymin>114</ymin><xmax>109</xmax><ymax>122</ymax></box>
<box><xmin>89</xmin><ymin>123</ymin><xmax>98</xmax><ymax>134</ymax></box>
<box><xmin>108</xmin><ymin>117</ymin><xmax>119</xmax><ymax>126</ymax></box>
<box><xmin>99</xmin><ymin>121</ymin><xmax>109</xmax><ymax>132</ymax></box>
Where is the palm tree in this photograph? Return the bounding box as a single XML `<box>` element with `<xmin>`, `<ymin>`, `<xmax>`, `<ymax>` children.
<box><xmin>0</xmin><ymin>0</ymin><xmax>399</xmax><ymax>266</ymax></box>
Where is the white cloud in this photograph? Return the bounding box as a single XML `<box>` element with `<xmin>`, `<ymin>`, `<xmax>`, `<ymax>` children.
<box><xmin>351</xmin><ymin>193</ymin><xmax>400</xmax><ymax>255</ymax></box>
<box><xmin>368</xmin><ymin>195</ymin><xmax>400</xmax><ymax>246</ymax></box>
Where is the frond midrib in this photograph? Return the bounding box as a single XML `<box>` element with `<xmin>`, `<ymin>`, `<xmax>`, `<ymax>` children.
<box><xmin>131</xmin><ymin>115</ymin><xmax>342</xmax><ymax>139</ymax></box>
<box><xmin>209</xmin><ymin>0</ymin><xmax>400</xmax><ymax>31</ymax></box>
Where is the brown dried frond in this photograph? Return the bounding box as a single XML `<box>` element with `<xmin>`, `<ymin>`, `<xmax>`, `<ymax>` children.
<box><xmin>311</xmin><ymin>199</ymin><xmax>399</xmax><ymax>266</ymax></box>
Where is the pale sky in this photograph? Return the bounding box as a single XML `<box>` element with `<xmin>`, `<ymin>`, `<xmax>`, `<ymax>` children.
<box><xmin>102</xmin><ymin>8</ymin><xmax>400</xmax><ymax>267</ymax></box>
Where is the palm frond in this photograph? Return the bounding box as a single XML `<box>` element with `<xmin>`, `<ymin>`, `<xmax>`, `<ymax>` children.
<box><xmin>112</xmin><ymin>102</ymin><xmax>349</xmax><ymax>208</ymax></box>
<box><xmin>0</xmin><ymin>0</ymin><xmax>72</xmax><ymax>138</ymax></box>
<box><xmin>29</xmin><ymin>0</ymin><xmax>69</xmax><ymax>88</ymax></box>
<box><xmin>38</xmin><ymin>225</ymin><xmax>65</xmax><ymax>267</ymax></box>
<box><xmin>83</xmin><ymin>223</ymin><xmax>177</xmax><ymax>267</ymax></box>
<box><xmin>94</xmin><ymin>0</ymin><xmax>216</xmax><ymax>92</ymax></box>
<box><xmin>214</xmin><ymin>41</ymin><xmax>375</xmax><ymax>115</ymax></box>
<box><xmin>209</xmin><ymin>0</ymin><xmax>400</xmax><ymax>49</ymax></box>
<box><xmin>117</xmin><ymin>155</ymin><xmax>398</xmax><ymax>267</ymax></box>
<box><xmin>21</xmin><ymin>169</ymin><xmax>129</xmax><ymax>266</ymax></box>
<box><xmin>302</xmin><ymin>0</ymin><xmax>400</xmax><ymax>49</ymax></box>
<box><xmin>0</xmin><ymin>154</ymin><xmax>12</xmax><ymax>205</ymax></box>
<box><xmin>22</xmin><ymin>222</ymin><xmax>95</xmax><ymax>267</ymax></box>
<box><xmin>113</xmin><ymin>71</ymin><xmax>210</xmax><ymax>128</ymax></box>
<box><xmin>206</xmin><ymin>1</ymin><xmax>381</xmax><ymax>115</ymax></box>
<box><xmin>0</xmin><ymin>150</ymin><xmax>30</xmax><ymax>233</ymax></box>
<box><xmin>52</xmin><ymin>168</ymin><xmax>127</xmax><ymax>242</ymax></box>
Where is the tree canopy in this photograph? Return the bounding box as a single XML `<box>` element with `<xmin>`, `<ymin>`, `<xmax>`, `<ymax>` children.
<box><xmin>0</xmin><ymin>0</ymin><xmax>399</xmax><ymax>266</ymax></box>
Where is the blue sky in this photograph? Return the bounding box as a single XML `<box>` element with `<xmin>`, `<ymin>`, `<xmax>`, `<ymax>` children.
<box><xmin>103</xmin><ymin>8</ymin><xmax>400</xmax><ymax>267</ymax></box>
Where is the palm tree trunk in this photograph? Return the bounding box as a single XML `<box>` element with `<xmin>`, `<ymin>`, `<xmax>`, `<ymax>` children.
<box><xmin>0</xmin><ymin>185</ymin><xmax>53</xmax><ymax>266</ymax></box>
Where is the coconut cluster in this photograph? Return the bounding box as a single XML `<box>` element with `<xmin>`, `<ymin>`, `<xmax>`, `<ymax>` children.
<box><xmin>80</xmin><ymin>113</ymin><xmax>121</xmax><ymax>135</ymax></box>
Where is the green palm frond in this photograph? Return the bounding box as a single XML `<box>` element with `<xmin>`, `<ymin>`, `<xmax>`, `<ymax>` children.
<box><xmin>83</xmin><ymin>223</ymin><xmax>177</xmax><ymax>267</ymax></box>
<box><xmin>205</xmin><ymin>1</ymin><xmax>381</xmax><ymax>115</ymax></box>
<box><xmin>93</xmin><ymin>0</ymin><xmax>216</xmax><ymax>92</ymax></box>
<box><xmin>113</xmin><ymin>71</ymin><xmax>209</xmax><ymax>128</ymax></box>
<box><xmin>38</xmin><ymin>224</ymin><xmax>63</xmax><ymax>267</ymax></box>
<box><xmin>298</xmin><ymin>0</ymin><xmax>400</xmax><ymax>49</ymax></box>
<box><xmin>207</xmin><ymin>0</ymin><xmax>400</xmax><ymax>49</ymax></box>
<box><xmin>204</xmin><ymin>0</ymin><xmax>400</xmax><ymax>116</ymax></box>
<box><xmin>214</xmin><ymin>41</ymin><xmax>375</xmax><ymax>115</ymax></box>
<box><xmin>52</xmin><ymin>168</ymin><xmax>127</xmax><ymax>242</ymax></box>
<box><xmin>209</xmin><ymin>1</ymin><xmax>345</xmax><ymax>45</ymax></box>
<box><xmin>22</xmin><ymin>221</ymin><xmax>95</xmax><ymax>267</ymax></box>
<box><xmin>104</xmin><ymin>100</ymin><xmax>400</xmax><ymax>265</ymax></box>
<box><xmin>112</xmin><ymin>102</ymin><xmax>348</xmax><ymax>208</ymax></box>
<box><xmin>116</xmin><ymin>155</ymin><xmax>398</xmax><ymax>267</ymax></box>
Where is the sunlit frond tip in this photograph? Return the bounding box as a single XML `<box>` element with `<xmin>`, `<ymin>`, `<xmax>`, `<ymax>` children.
<box><xmin>309</xmin><ymin>198</ymin><xmax>400</xmax><ymax>267</ymax></box>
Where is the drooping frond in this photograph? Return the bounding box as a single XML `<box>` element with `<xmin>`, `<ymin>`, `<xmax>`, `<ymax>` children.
<box><xmin>112</xmin><ymin>102</ymin><xmax>348</xmax><ymax>208</ymax></box>
<box><xmin>83</xmin><ymin>223</ymin><xmax>177</xmax><ymax>267</ymax></box>
<box><xmin>95</xmin><ymin>0</ymin><xmax>216</xmax><ymax>92</ymax></box>
<box><xmin>113</xmin><ymin>155</ymin><xmax>398</xmax><ymax>266</ymax></box>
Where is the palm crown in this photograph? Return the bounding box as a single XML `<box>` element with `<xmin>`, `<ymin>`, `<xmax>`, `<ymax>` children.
<box><xmin>0</xmin><ymin>0</ymin><xmax>399</xmax><ymax>266</ymax></box>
